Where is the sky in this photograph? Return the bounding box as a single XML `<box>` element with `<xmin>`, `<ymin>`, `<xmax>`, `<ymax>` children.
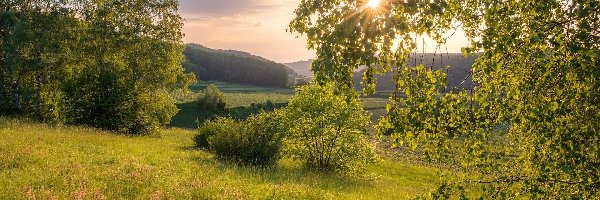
<box><xmin>178</xmin><ymin>0</ymin><xmax>469</xmax><ymax>63</ymax></box>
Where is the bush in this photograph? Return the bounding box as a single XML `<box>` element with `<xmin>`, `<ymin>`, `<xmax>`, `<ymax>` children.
<box><xmin>197</xmin><ymin>84</ymin><xmax>226</xmax><ymax>111</ymax></box>
<box><xmin>193</xmin><ymin>118</ymin><xmax>235</xmax><ymax>149</ymax></box>
<box><xmin>283</xmin><ymin>83</ymin><xmax>377</xmax><ymax>173</ymax></box>
<box><xmin>195</xmin><ymin>111</ymin><xmax>284</xmax><ymax>166</ymax></box>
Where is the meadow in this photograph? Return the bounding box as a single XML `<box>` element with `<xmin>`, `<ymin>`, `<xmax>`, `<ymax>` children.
<box><xmin>169</xmin><ymin>82</ymin><xmax>294</xmax><ymax>129</ymax></box>
<box><xmin>0</xmin><ymin>82</ymin><xmax>443</xmax><ymax>199</ymax></box>
<box><xmin>0</xmin><ymin>118</ymin><xmax>438</xmax><ymax>199</ymax></box>
<box><xmin>169</xmin><ymin>82</ymin><xmax>392</xmax><ymax>129</ymax></box>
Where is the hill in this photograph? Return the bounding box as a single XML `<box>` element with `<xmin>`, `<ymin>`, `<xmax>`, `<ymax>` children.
<box><xmin>283</xmin><ymin>60</ymin><xmax>314</xmax><ymax>77</ymax></box>
<box><xmin>285</xmin><ymin>53</ymin><xmax>479</xmax><ymax>91</ymax></box>
<box><xmin>0</xmin><ymin>118</ymin><xmax>438</xmax><ymax>199</ymax></box>
<box><xmin>183</xmin><ymin>44</ymin><xmax>299</xmax><ymax>88</ymax></box>
<box><xmin>354</xmin><ymin>53</ymin><xmax>478</xmax><ymax>91</ymax></box>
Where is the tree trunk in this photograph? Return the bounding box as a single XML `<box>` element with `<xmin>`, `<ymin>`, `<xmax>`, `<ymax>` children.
<box><xmin>36</xmin><ymin>72</ymin><xmax>42</xmax><ymax>116</ymax></box>
<box><xmin>11</xmin><ymin>79</ymin><xmax>20</xmax><ymax>112</ymax></box>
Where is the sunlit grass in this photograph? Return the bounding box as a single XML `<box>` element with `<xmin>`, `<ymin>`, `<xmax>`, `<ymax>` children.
<box><xmin>0</xmin><ymin>118</ymin><xmax>438</xmax><ymax>199</ymax></box>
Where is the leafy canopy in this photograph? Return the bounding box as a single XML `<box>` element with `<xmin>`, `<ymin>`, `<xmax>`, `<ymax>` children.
<box><xmin>1</xmin><ymin>0</ymin><xmax>192</xmax><ymax>134</ymax></box>
<box><xmin>290</xmin><ymin>0</ymin><xmax>599</xmax><ymax>198</ymax></box>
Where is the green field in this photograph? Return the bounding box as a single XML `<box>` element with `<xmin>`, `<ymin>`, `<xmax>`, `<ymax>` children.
<box><xmin>0</xmin><ymin>118</ymin><xmax>438</xmax><ymax>199</ymax></box>
<box><xmin>0</xmin><ymin>82</ymin><xmax>436</xmax><ymax>199</ymax></box>
<box><xmin>169</xmin><ymin>82</ymin><xmax>294</xmax><ymax>129</ymax></box>
<box><xmin>169</xmin><ymin>82</ymin><xmax>393</xmax><ymax>129</ymax></box>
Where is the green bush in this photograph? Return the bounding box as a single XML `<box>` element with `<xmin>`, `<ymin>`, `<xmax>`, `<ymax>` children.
<box><xmin>195</xmin><ymin>111</ymin><xmax>284</xmax><ymax>166</ymax></box>
<box><xmin>197</xmin><ymin>84</ymin><xmax>226</xmax><ymax>111</ymax></box>
<box><xmin>193</xmin><ymin>118</ymin><xmax>234</xmax><ymax>149</ymax></box>
<box><xmin>283</xmin><ymin>83</ymin><xmax>377</xmax><ymax>173</ymax></box>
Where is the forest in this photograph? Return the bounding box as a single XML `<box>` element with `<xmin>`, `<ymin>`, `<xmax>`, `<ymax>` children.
<box><xmin>0</xmin><ymin>0</ymin><xmax>598</xmax><ymax>199</ymax></box>
<box><xmin>183</xmin><ymin>44</ymin><xmax>297</xmax><ymax>88</ymax></box>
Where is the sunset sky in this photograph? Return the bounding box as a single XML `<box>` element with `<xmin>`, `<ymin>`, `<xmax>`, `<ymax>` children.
<box><xmin>178</xmin><ymin>0</ymin><xmax>469</xmax><ymax>63</ymax></box>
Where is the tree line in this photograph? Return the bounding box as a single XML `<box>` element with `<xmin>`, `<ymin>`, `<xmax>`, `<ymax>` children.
<box><xmin>0</xmin><ymin>0</ymin><xmax>194</xmax><ymax>134</ymax></box>
<box><xmin>183</xmin><ymin>44</ymin><xmax>296</xmax><ymax>88</ymax></box>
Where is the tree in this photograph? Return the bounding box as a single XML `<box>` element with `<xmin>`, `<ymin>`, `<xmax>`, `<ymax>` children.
<box><xmin>283</xmin><ymin>83</ymin><xmax>376</xmax><ymax>174</ymax></box>
<box><xmin>196</xmin><ymin>84</ymin><xmax>226</xmax><ymax>112</ymax></box>
<box><xmin>291</xmin><ymin>0</ymin><xmax>599</xmax><ymax>198</ymax></box>
<box><xmin>0</xmin><ymin>1</ymin><xmax>80</xmax><ymax>123</ymax></box>
<box><xmin>1</xmin><ymin>0</ymin><xmax>191</xmax><ymax>134</ymax></box>
<box><xmin>65</xmin><ymin>0</ymin><xmax>187</xmax><ymax>134</ymax></box>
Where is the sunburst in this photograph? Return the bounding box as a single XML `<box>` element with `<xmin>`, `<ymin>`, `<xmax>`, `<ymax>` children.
<box><xmin>367</xmin><ymin>0</ymin><xmax>380</xmax><ymax>8</ymax></box>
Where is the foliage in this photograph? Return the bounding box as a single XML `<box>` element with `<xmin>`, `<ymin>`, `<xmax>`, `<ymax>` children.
<box><xmin>0</xmin><ymin>0</ymin><xmax>191</xmax><ymax>134</ymax></box>
<box><xmin>352</xmin><ymin>53</ymin><xmax>478</xmax><ymax>92</ymax></box>
<box><xmin>197</xmin><ymin>111</ymin><xmax>285</xmax><ymax>166</ymax></box>
<box><xmin>293</xmin><ymin>77</ymin><xmax>311</xmax><ymax>88</ymax></box>
<box><xmin>193</xmin><ymin>118</ymin><xmax>227</xmax><ymax>149</ymax></box>
<box><xmin>0</xmin><ymin>4</ymin><xmax>79</xmax><ymax>123</ymax></box>
<box><xmin>283</xmin><ymin>83</ymin><xmax>377</xmax><ymax>173</ymax></box>
<box><xmin>291</xmin><ymin>0</ymin><xmax>599</xmax><ymax>198</ymax></box>
<box><xmin>184</xmin><ymin>44</ymin><xmax>296</xmax><ymax>88</ymax></box>
<box><xmin>196</xmin><ymin>84</ymin><xmax>226</xmax><ymax>112</ymax></box>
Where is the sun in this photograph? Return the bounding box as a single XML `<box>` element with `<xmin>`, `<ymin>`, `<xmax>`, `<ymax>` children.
<box><xmin>367</xmin><ymin>0</ymin><xmax>380</xmax><ymax>8</ymax></box>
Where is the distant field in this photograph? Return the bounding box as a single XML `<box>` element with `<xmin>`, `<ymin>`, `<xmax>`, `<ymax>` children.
<box><xmin>170</xmin><ymin>82</ymin><xmax>393</xmax><ymax>128</ymax></box>
<box><xmin>190</xmin><ymin>81</ymin><xmax>294</xmax><ymax>94</ymax></box>
<box><xmin>0</xmin><ymin>118</ymin><xmax>438</xmax><ymax>199</ymax></box>
<box><xmin>169</xmin><ymin>82</ymin><xmax>294</xmax><ymax>129</ymax></box>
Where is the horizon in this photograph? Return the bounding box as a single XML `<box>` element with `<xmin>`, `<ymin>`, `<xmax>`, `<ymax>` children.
<box><xmin>178</xmin><ymin>0</ymin><xmax>470</xmax><ymax>63</ymax></box>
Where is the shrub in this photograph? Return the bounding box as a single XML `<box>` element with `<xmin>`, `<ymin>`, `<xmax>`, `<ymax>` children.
<box><xmin>193</xmin><ymin>118</ymin><xmax>235</xmax><ymax>149</ymax></box>
<box><xmin>195</xmin><ymin>111</ymin><xmax>284</xmax><ymax>166</ymax></box>
<box><xmin>283</xmin><ymin>83</ymin><xmax>377</xmax><ymax>173</ymax></box>
<box><xmin>197</xmin><ymin>84</ymin><xmax>226</xmax><ymax>111</ymax></box>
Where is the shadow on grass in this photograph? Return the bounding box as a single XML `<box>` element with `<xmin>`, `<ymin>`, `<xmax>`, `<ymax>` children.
<box><xmin>169</xmin><ymin>102</ymin><xmax>287</xmax><ymax>129</ymax></box>
<box><xmin>187</xmin><ymin>154</ymin><xmax>370</xmax><ymax>194</ymax></box>
<box><xmin>168</xmin><ymin>102</ymin><xmax>221</xmax><ymax>129</ymax></box>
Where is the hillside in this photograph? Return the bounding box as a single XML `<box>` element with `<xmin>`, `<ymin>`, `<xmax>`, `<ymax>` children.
<box><xmin>285</xmin><ymin>53</ymin><xmax>478</xmax><ymax>91</ymax></box>
<box><xmin>354</xmin><ymin>53</ymin><xmax>478</xmax><ymax>91</ymax></box>
<box><xmin>183</xmin><ymin>44</ymin><xmax>299</xmax><ymax>88</ymax></box>
<box><xmin>283</xmin><ymin>60</ymin><xmax>314</xmax><ymax>77</ymax></box>
<box><xmin>0</xmin><ymin>118</ymin><xmax>438</xmax><ymax>199</ymax></box>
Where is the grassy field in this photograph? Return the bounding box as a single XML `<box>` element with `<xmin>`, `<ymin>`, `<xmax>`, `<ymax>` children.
<box><xmin>169</xmin><ymin>82</ymin><xmax>393</xmax><ymax>128</ymax></box>
<box><xmin>0</xmin><ymin>118</ymin><xmax>439</xmax><ymax>199</ymax></box>
<box><xmin>169</xmin><ymin>82</ymin><xmax>294</xmax><ymax>129</ymax></box>
<box><xmin>189</xmin><ymin>81</ymin><xmax>294</xmax><ymax>94</ymax></box>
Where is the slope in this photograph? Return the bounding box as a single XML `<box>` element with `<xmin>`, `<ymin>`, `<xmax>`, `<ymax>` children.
<box><xmin>183</xmin><ymin>44</ymin><xmax>299</xmax><ymax>88</ymax></box>
<box><xmin>0</xmin><ymin>118</ymin><xmax>438</xmax><ymax>199</ymax></box>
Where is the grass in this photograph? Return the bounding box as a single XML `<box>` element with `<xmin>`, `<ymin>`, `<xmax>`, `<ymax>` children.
<box><xmin>169</xmin><ymin>82</ymin><xmax>294</xmax><ymax>129</ymax></box>
<box><xmin>170</xmin><ymin>82</ymin><xmax>393</xmax><ymax>128</ymax></box>
<box><xmin>362</xmin><ymin>97</ymin><xmax>389</xmax><ymax>122</ymax></box>
<box><xmin>189</xmin><ymin>81</ymin><xmax>294</xmax><ymax>94</ymax></box>
<box><xmin>0</xmin><ymin>118</ymin><xmax>439</xmax><ymax>199</ymax></box>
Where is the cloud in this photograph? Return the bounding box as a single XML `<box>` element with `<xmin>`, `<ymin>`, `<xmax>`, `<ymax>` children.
<box><xmin>185</xmin><ymin>16</ymin><xmax>262</xmax><ymax>27</ymax></box>
<box><xmin>178</xmin><ymin>0</ymin><xmax>316</xmax><ymax>63</ymax></box>
<box><xmin>178</xmin><ymin>0</ymin><xmax>282</xmax><ymax>17</ymax></box>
